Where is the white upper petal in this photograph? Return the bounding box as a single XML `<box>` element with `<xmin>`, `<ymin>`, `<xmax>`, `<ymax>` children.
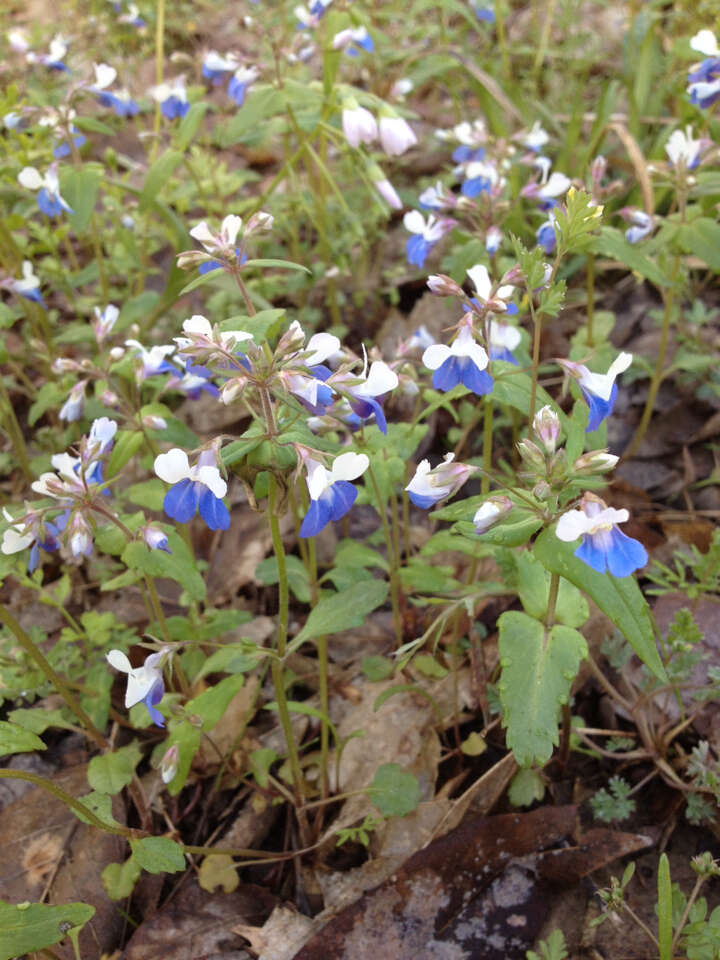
<box><xmin>306</xmin><ymin>459</ymin><xmax>332</xmax><ymax>500</ymax></box>
<box><xmin>363</xmin><ymin>361</ymin><xmax>398</xmax><ymax>396</ymax></box>
<box><xmin>93</xmin><ymin>62</ymin><xmax>117</xmax><ymax>89</ymax></box>
<box><xmin>18</xmin><ymin>167</ymin><xmax>43</xmax><ymax>191</ymax></box>
<box><xmin>221</xmin><ymin>214</ymin><xmax>243</xmax><ymax>246</ymax></box>
<box><xmin>331</xmin><ymin>452</ymin><xmax>369</xmax><ymax>483</ymax></box>
<box><xmin>183</xmin><ymin>314</ymin><xmax>213</xmax><ymax>338</ymax></box>
<box><xmin>490</xmin><ymin>322</ymin><xmax>522</xmax><ymax>351</ymax></box>
<box><xmin>403</xmin><ymin>210</ymin><xmax>426</xmax><ymax>235</ymax></box>
<box><xmin>51</xmin><ymin>452</ymin><xmax>81</xmax><ymax>479</ymax></box>
<box><xmin>106</xmin><ymin>649</ymin><xmax>132</xmax><ymax>673</ymax></box>
<box><xmin>607</xmin><ymin>352</ymin><xmax>632</xmax><ymax>381</ymax></box>
<box><xmin>467</xmin><ymin>264</ymin><xmax>491</xmax><ymax>301</ymax></box>
<box><xmin>1</xmin><ymin>527</ymin><xmax>34</xmax><ymax>555</ymax></box>
<box><xmin>586</xmin><ymin>506</ymin><xmax>628</xmax><ymax>534</ymax></box>
<box><xmin>422</xmin><ymin>343</ymin><xmax>451</xmax><ymax>370</ymax></box>
<box><xmin>189</xmin><ymin>222</ymin><xmax>215</xmax><ymax>249</ymax></box>
<box><xmin>556</xmin><ymin>509</ymin><xmax>593</xmax><ymax>541</ymax></box>
<box><xmin>155</xmin><ymin>448</ymin><xmax>191</xmax><ymax>484</ymax></box>
<box><xmin>690</xmin><ymin>29</ymin><xmax>719</xmax><ymax>56</ymax></box>
<box><xmin>194</xmin><ymin>465</ymin><xmax>228</xmax><ymax>499</ymax></box>
<box><xmin>539</xmin><ymin>172</ymin><xmax>571</xmax><ymax>197</ymax></box>
<box><xmin>124</xmin><ymin>664</ymin><xmax>159</xmax><ymax>707</ymax></box>
<box><xmin>452</xmin><ymin>326</ymin><xmax>489</xmax><ymax>368</ymax></box>
<box><xmin>305</xmin><ymin>332</ymin><xmax>340</xmax><ymax>365</ymax></box>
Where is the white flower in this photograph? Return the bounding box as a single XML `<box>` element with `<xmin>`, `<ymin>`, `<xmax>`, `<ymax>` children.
<box><xmin>665</xmin><ymin>125</ymin><xmax>702</xmax><ymax>168</ymax></box>
<box><xmin>306</xmin><ymin>452</ymin><xmax>369</xmax><ymax>501</ymax></box>
<box><xmin>92</xmin><ymin>62</ymin><xmax>117</xmax><ymax>90</ymax></box>
<box><xmin>422</xmin><ymin>324</ymin><xmax>489</xmax><ymax>372</ymax></box>
<box><xmin>466</xmin><ymin>264</ymin><xmax>514</xmax><ymax>305</ymax></box>
<box><xmin>342</xmin><ymin>104</ymin><xmax>378</xmax><ymax>148</ymax></box>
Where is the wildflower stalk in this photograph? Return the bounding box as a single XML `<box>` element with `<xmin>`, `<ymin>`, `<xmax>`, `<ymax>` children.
<box><xmin>482</xmin><ymin>395</ymin><xmax>493</xmax><ymax>495</ymax></box>
<box><xmin>495</xmin><ymin>0</ymin><xmax>511</xmax><ymax>81</ymax></box>
<box><xmin>0</xmin><ymin>375</ymin><xmax>33</xmax><ymax>481</ymax></box>
<box><xmin>586</xmin><ymin>252</ymin><xmax>595</xmax><ymax>347</ymax></box>
<box><xmin>0</xmin><ymin>604</ymin><xmax>107</xmax><ymax>750</ymax></box>
<box><xmin>150</xmin><ymin>0</ymin><xmax>166</xmax><ymax>166</ymax></box>
<box><xmin>366</xmin><ymin>463</ymin><xmax>403</xmax><ymax>645</ymax></box>
<box><xmin>267</xmin><ymin>472</ymin><xmax>311</xmax><ymax>844</ymax></box>
<box><xmin>528</xmin><ymin>293</ymin><xmax>542</xmax><ymax>427</ymax></box>
<box><xmin>624</xmin><ymin>254</ymin><xmax>680</xmax><ymax>458</ymax></box>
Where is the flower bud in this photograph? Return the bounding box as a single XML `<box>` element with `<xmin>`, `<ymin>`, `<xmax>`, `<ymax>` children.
<box><xmin>160</xmin><ymin>744</ymin><xmax>179</xmax><ymax>784</ymax></box>
<box><xmin>102</xmin><ymin>390</ymin><xmax>120</xmax><ymax>407</ymax></box>
<box><xmin>68</xmin><ymin>512</ymin><xmax>93</xmax><ymax>558</ymax></box>
<box><xmin>142</xmin><ymin>525</ymin><xmax>170</xmax><ymax>553</ymax></box>
<box><xmin>176</xmin><ymin>250</ymin><xmax>210</xmax><ymax>271</ymax></box>
<box><xmin>573</xmin><ymin>450</ymin><xmax>619</xmax><ymax>474</ymax></box>
<box><xmin>533</xmin><ymin>480</ymin><xmax>551</xmax><ymax>500</ymax></box>
<box><xmin>245</xmin><ymin>211</ymin><xmax>274</xmax><ymax>235</ymax></box>
<box><xmin>426</xmin><ymin>274</ymin><xmax>463</xmax><ymax>297</ymax></box>
<box><xmin>517</xmin><ymin>438</ymin><xmax>546</xmax><ymax>470</ymax></box>
<box><xmin>142</xmin><ymin>414</ymin><xmax>168</xmax><ymax>430</ymax></box>
<box><xmin>532</xmin><ymin>405</ymin><xmax>561</xmax><ymax>455</ymax></box>
<box><xmin>109</xmin><ymin>346</ymin><xmax>125</xmax><ymax>361</ymax></box>
<box><xmin>473</xmin><ymin>496</ymin><xmax>513</xmax><ymax>534</ymax></box>
<box><xmin>500</xmin><ymin>265</ymin><xmax>525</xmax><ymax>287</ymax></box>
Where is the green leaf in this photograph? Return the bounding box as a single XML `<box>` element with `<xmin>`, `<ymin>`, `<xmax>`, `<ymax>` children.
<box><xmin>256</xmin><ymin>555</ymin><xmax>311</xmax><ymax>603</ymax></box>
<box><xmin>517</xmin><ymin>551</ymin><xmax>589</xmax><ymax>627</ymax></box>
<box><xmin>0</xmin><ymin>720</ymin><xmax>45</xmax><ymax>757</ymax></box>
<box><xmin>176</xmin><ymin>101</ymin><xmax>208</xmax><ymax>151</ymax></box>
<box><xmin>186</xmin><ymin>674</ymin><xmax>245</xmax><ymax>731</ymax></box>
<box><xmin>7</xmin><ymin>707</ymin><xmax>73</xmax><ymax>734</ymax></box>
<box><xmin>657</xmin><ymin>853</ymin><xmax>673</xmax><ymax>960</ymax></box>
<box><xmin>72</xmin><ymin>791</ymin><xmax>123</xmax><ymax>829</ymax></box>
<box><xmin>677</xmin><ymin>218</ymin><xmax>720</xmax><ymax>270</ymax></box>
<box><xmin>492</xmin><ymin>371</ymin><xmax>566</xmax><ymax>425</ymax></box>
<box><xmin>59</xmin><ymin>164</ymin><xmax>102</xmax><ymax>233</ymax></box>
<box><xmin>333</xmin><ymin>539</ymin><xmax>389</xmax><ymax>572</ymax></box>
<box><xmin>249</xmin><ymin>748</ymin><xmax>277</xmax><ymax>789</ymax></box>
<box><xmin>498</xmin><ymin>611</ymin><xmax>587</xmax><ymax>766</ymax></box>
<box><xmin>102</xmin><ymin>857</ymin><xmax>141</xmax><ymax>901</ymax></box>
<box><xmin>450</xmin><ymin>512</ymin><xmax>543</xmax><ymax>548</ymax></box>
<box><xmin>361</xmin><ymin>655</ymin><xmax>395</xmax><ymax>682</ymax></box>
<box><xmin>0</xmin><ymin>900</ymin><xmax>95</xmax><ymax>960</ymax></box>
<box><xmin>87</xmin><ymin>741</ymin><xmax>143</xmax><ymax>794</ymax></box>
<box><xmin>125</xmin><ymin>478</ymin><xmax>166</xmax><ymax>511</ymax></box>
<box><xmin>195</xmin><ymin>642</ymin><xmax>262</xmax><ymax>680</ymax></box>
<box><xmin>534</xmin><ymin>527</ymin><xmax>665</xmax><ymax>680</ymax></box>
<box><xmin>130</xmin><ymin>836</ymin><xmax>186</xmax><ymax>874</ymax></box>
<box><xmin>292</xmin><ymin>580</ymin><xmax>389</xmax><ymax>647</ymax></box>
<box><xmin>242</xmin><ymin>257</ymin><xmax>311</xmax><ymax>274</ymax></box>
<box><xmin>122</xmin><ymin>531</ymin><xmax>206</xmax><ymax>603</ymax></box>
<box><xmin>221</xmin><ymin>308</ymin><xmax>286</xmax><ymax>343</ymax></box>
<box><xmin>593</xmin><ymin>227</ymin><xmax>669</xmax><ymax>288</ymax></box>
<box><xmin>508</xmin><ymin>767</ymin><xmax>546</xmax><ymax>807</ymax></box>
<box><xmin>369</xmin><ymin>763</ymin><xmax>420</xmax><ymax>817</ymax></box>
<box><xmin>215</xmin><ymin>85</ymin><xmax>285</xmax><ymax>146</ymax></box>
<box><xmin>140</xmin><ymin>149</ymin><xmax>183</xmax><ymax>211</ymax></box>
<box><xmin>106</xmin><ymin>430</ymin><xmax>144</xmax><ymax>479</ymax></box>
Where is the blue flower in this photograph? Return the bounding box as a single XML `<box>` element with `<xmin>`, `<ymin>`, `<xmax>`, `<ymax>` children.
<box><xmin>228</xmin><ymin>66</ymin><xmax>260</xmax><ymax>106</ymax></box>
<box><xmin>687</xmin><ymin>32</ymin><xmax>720</xmax><ymax>108</ymax></box>
<box><xmin>299</xmin><ymin>452</ymin><xmax>369</xmax><ymax>537</ymax></box>
<box><xmin>1</xmin><ymin>508</ymin><xmax>61</xmax><ymax>573</ymax></box>
<box><xmin>332</xmin><ymin>26</ymin><xmax>374</xmax><ymax>56</ymax></box>
<box><xmin>11</xmin><ymin>261</ymin><xmax>45</xmax><ymax>307</ymax></box>
<box><xmin>556</xmin><ymin>494</ymin><xmax>648</xmax><ymax>577</ymax></box>
<box><xmin>422</xmin><ymin>324</ymin><xmax>493</xmax><ymax>395</ymax></box>
<box><xmin>405</xmin><ymin>453</ymin><xmax>475</xmax><ymax>509</ymax></box>
<box><xmin>536</xmin><ymin>217</ymin><xmax>557</xmax><ymax>254</ymax></box>
<box><xmin>202</xmin><ymin>51</ymin><xmax>239</xmax><ymax>84</ymax></box>
<box><xmin>149</xmin><ymin>78</ymin><xmax>190</xmax><ymax>119</ymax></box>
<box><xmin>18</xmin><ymin>166</ymin><xmax>74</xmax><ymax>218</ymax></box>
<box><xmin>403</xmin><ymin>211</ymin><xmax>456</xmax><ymax>268</ymax></box>
<box><xmin>558</xmin><ymin>352</ymin><xmax>632</xmax><ymax>432</ymax></box>
<box><xmin>329</xmin><ymin>356</ymin><xmax>399</xmax><ymax>434</ymax></box>
<box><xmin>53</xmin><ymin>127</ymin><xmax>86</xmax><ymax>159</ymax></box>
<box><xmin>154</xmin><ymin>447</ymin><xmax>230</xmax><ymax>530</ymax></box>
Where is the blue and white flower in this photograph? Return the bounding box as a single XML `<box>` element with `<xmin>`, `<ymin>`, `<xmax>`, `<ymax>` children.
<box><xmin>620</xmin><ymin>208</ymin><xmax>654</xmax><ymax>244</ymax></box>
<box><xmin>558</xmin><ymin>352</ymin><xmax>633</xmax><ymax>432</ymax></box>
<box><xmin>536</xmin><ymin>212</ymin><xmax>557</xmax><ymax>253</ymax></box>
<box><xmin>93</xmin><ymin>304</ymin><xmax>119</xmax><ymax>343</ymax></box>
<box><xmin>403</xmin><ymin>211</ymin><xmax>456</xmax><ymax>268</ymax></box>
<box><xmin>519</xmin><ymin>121</ymin><xmax>550</xmax><ymax>153</ymax></box>
<box><xmin>418</xmin><ymin>181</ymin><xmax>458</xmax><ymax>212</ymax></box>
<box><xmin>485</xmin><ymin>225</ymin><xmax>502</xmax><ymax>254</ymax></box>
<box><xmin>665</xmin><ymin>125</ymin><xmax>703</xmax><ymax>170</ymax></box>
<box><xmin>330</xmin><ymin>354</ymin><xmax>398</xmax><ymax>433</ymax></box>
<box><xmin>461</xmin><ymin>158</ymin><xmax>501</xmax><ymax>198</ymax></box>
<box><xmin>117</xmin><ymin>3</ymin><xmax>146</xmax><ymax>27</ymax></box>
<box><xmin>467</xmin><ymin>263</ymin><xmax>515</xmax><ymax>313</ymax></box>
<box><xmin>59</xmin><ymin>381</ymin><xmax>87</xmax><ymax>423</ymax></box>
<box><xmin>422</xmin><ymin>322</ymin><xmax>492</xmax><ymax>395</ymax></box>
<box><xmin>154</xmin><ymin>447</ymin><xmax>230</xmax><ymax>530</ymax></box>
<box><xmin>141</xmin><ymin>525</ymin><xmax>170</xmax><ymax>553</ymax></box>
<box><xmin>106</xmin><ymin>648</ymin><xmax>168</xmax><ymax>727</ymax></box>
<box><xmin>18</xmin><ymin>165</ymin><xmax>74</xmax><ymax>217</ymax></box>
<box><xmin>125</xmin><ymin>339</ymin><xmax>177</xmax><ymax>379</ymax></box>
<box><xmin>556</xmin><ymin>493</ymin><xmax>648</xmax><ymax>577</ymax></box>
<box><xmin>333</xmin><ymin>26</ymin><xmax>373</xmax><ymax>56</ymax></box>
<box><xmin>405</xmin><ymin>453</ymin><xmax>476</xmax><ymax>509</ymax></box>
<box><xmin>687</xmin><ymin>30</ymin><xmax>720</xmax><ymax>108</ymax></box>
<box><xmin>299</xmin><ymin>451</ymin><xmax>369</xmax><ymax>537</ymax></box>
<box><xmin>27</xmin><ymin>35</ymin><xmax>69</xmax><ymax>71</ymax></box>
<box><xmin>148</xmin><ymin>77</ymin><xmax>189</xmax><ymax>119</ymax></box>
<box><xmin>228</xmin><ymin>65</ymin><xmax>260</xmax><ymax>106</ymax></box>
<box><xmin>488</xmin><ymin>320</ymin><xmax>522</xmax><ymax>364</ymax></box>
<box><xmin>202</xmin><ymin>50</ymin><xmax>239</xmax><ymax>84</ymax></box>
<box><xmin>1</xmin><ymin>507</ymin><xmax>62</xmax><ymax>573</ymax></box>
<box><xmin>11</xmin><ymin>261</ymin><xmax>45</xmax><ymax>306</ymax></box>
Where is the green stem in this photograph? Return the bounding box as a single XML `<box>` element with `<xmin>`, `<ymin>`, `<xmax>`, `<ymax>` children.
<box><xmin>586</xmin><ymin>252</ymin><xmax>595</xmax><ymax>347</ymax></box>
<box><xmin>0</xmin><ymin>375</ymin><xmax>33</xmax><ymax>481</ymax></box>
<box><xmin>366</xmin><ymin>464</ymin><xmax>403</xmax><ymax>645</ymax></box>
<box><xmin>150</xmin><ymin>0</ymin><xmax>165</xmax><ymax>166</ymax></box>
<box><xmin>624</xmin><ymin>256</ymin><xmax>679</xmax><ymax>458</ymax></box>
<box><xmin>267</xmin><ymin>473</ymin><xmax>311</xmax><ymax>845</ymax></box>
<box><xmin>532</xmin><ymin>0</ymin><xmax>558</xmax><ymax>86</ymax></box>
<box><xmin>0</xmin><ymin>606</ymin><xmax>107</xmax><ymax>750</ymax></box>
<box><xmin>495</xmin><ymin>0</ymin><xmax>511</xmax><ymax>81</ymax></box>
<box><xmin>482</xmin><ymin>395</ymin><xmax>493</xmax><ymax>496</ymax></box>
<box><xmin>528</xmin><ymin>295</ymin><xmax>543</xmax><ymax>428</ymax></box>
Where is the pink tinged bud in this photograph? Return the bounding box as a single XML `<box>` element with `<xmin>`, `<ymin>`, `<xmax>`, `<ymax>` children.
<box><xmin>573</xmin><ymin>450</ymin><xmax>619</xmax><ymax>473</ymax></box>
<box><xmin>245</xmin><ymin>211</ymin><xmax>274</xmax><ymax>234</ymax></box>
<box><xmin>102</xmin><ymin>390</ymin><xmax>121</xmax><ymax>407</ymax></box>
<box><xmin>143</xmin><ymin>414</ymin><xmax>168</xmax><ymax>430</ymax></box>
<box><xmin>109</xmin><ymin>347</ymin><xmax>125</xmax><ymax>361</ymax></box>
<box><xmin>59</xmin><ymin>381</ymin><xmax>87</xmax><ymax>423</ymax></box>
<box><xmin>473</xmin><ymin>496</ymin><xmax>512</xmax><ymax>534</ymax></box>
<box><xmin>500</xmin><ymin>265</ymin><xmax>525</xmax><ymax>287</ymax></box>
<box><xmin>342</xmin><ymin>104</ymin><xmax>378</xmax><ymax>148</ymax></box>
<box><xmin>160</xmin><ymin>744</ymin><xmax>179</xmax><ymax>783</ymax></box>
<box><xmin>427</xmin><ymin>274</ymin><xmax>464</xmax><ymax>297</ymax></box>
<box><xmin>591</xmin><ymin>155</ymin><xmax>607</xmax><ymax>185</ymax></box>
<box><xmin>378</xmin><ymin>114</ymin><xmax>417</xmax><ymax>157</ymax></box>
<box><xmin>176</xmin><ymin>250</ymin><xmax>211</xmax><ymax>271</ymax></box>
<box><xmin>68</xmin><ymin>513</ymin><xmax>93</xmax><ymax>558</ymax></box>
<box><xmin>374</xmin><ymin>177</ymin><xmax>402</xmax><ymax>210</ymax></box>
<box><xmin>532</xmin><ymin>405</ymin><xmax>561</xmax><ymax>454</ymax></box>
